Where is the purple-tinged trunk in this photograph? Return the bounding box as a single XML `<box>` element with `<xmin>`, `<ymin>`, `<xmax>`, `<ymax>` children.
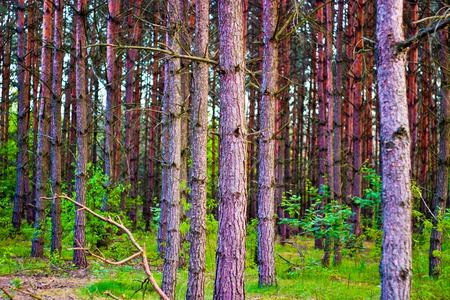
<box><xmin>257</xmin><ymin>0</ymin><xmax>277</xmax><ymax>287</ymax></box>
<box><xmin>377</xmin><ymin>0</ymin><xmax>412</xmax><ymax>298</ymax></box>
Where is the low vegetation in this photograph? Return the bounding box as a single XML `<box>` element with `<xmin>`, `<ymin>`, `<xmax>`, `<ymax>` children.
<box><xmin>0</xmin><ymin>213</ymin><xmax>448</xmax><ymax>299</ymax></box>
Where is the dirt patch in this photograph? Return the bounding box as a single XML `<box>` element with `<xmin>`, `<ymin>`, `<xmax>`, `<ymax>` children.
<box><xmin>0</xmin><ymin>272</ymin><xmax>98</xmax><ymax>300</ymax></box>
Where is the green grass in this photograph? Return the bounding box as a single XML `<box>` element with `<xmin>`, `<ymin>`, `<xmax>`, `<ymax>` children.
<box><xmin>0</xmin><ymin>225</ymin><xmax>449</xmax><ymax>300</ymax></box>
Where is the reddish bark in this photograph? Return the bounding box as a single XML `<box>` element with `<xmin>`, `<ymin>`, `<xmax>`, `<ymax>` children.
<box><xmin>429</xmin><ymin>23</ymin><xmax>449</xmax><ymax>278</ymax></box>
<box><xmin>50</xmin><ymin>0</ymin><xmax>64</xmax><ymax>255</ymax></box>
<box><xmin>31</xmin><ymin>0</ymin><xmax>53</xmax><ymax>258</ymax></box>
<box><xmin>104</xmin><ymin>0</ymin><xmax>121</xmax><ymax>211</ymax></box>
<box><xmin>12</xmin><ymin>0</ymin><xmax>30</xmax><ymax>231</ymax></box>
<box><xmin>0</xmin><ymin>17</ymin><xmax>11</xmax><ymax>171</ymax></box>
<box><xmin>73</xmin><ymin>0</ymin><xmax>88</xmax><ymax>268</ymax></box>
<box><xmin>322</xmin><ymin>0</ymin><xmax>335</xmax><ymax>267</ymax></box>
<box><xmin>124</xmin><ymin>0</ymin><xmax>142</xmax><ymax>227</ymax></box>
<box><xmin>332</xmin><ymin>0</ymin><xmax>344</xmax><ymax>266</ymax></box>
<box><xmin>351</xmin><ymin>0</ymin><xmax>364</xmax><ymax>238</ymax></box>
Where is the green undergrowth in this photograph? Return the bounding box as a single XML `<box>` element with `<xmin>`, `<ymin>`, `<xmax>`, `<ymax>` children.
<box><xmin>1</xmin><ymin>225</ymin><xmax>449</xmax><ymax>300</ymax></box>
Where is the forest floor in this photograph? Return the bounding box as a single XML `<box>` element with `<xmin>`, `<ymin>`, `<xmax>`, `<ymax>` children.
<box><xmin>0</xmin><ymin>225</ymin><xmax>448</xmax><ymax>299</ymax></box>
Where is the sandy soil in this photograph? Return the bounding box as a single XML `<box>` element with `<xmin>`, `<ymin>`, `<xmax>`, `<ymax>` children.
<box><xmin>0</xmin><ymin>269</ymin><xmax>98</xmax><ymax>300</ymax></box>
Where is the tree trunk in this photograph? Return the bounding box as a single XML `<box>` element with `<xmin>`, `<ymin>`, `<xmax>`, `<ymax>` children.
<box><xmin>351</xmin><ymin>0</ymin><xmax>364</xmax><ymax>238</ymax></box>
<box><xmin>257</xmin><ymin>0</ymin><xmax>277</xmax><ymax>286</ymax></box>
<box><xmin>73</xmin><ymin>0</ymin><xmax>88</xmax><ymax>268</ymax></box>
<box><xmin>103</xmin><ymin>0</ymin><xmax>121</xmax><ymax>211</ymax></box>
<box><xmin>160</xmin><ymin>0</ymin><xmax>182</xmax><ymax>297</ymax></box>
<box><xmin>31</xmin><ymin>0</ymin><xmax>53</xmax><ymax>258</ymax></box>
<box><xmin>213</xmin><ymin>0</ymin><xmax>247</xmax><ymax>297</ymax></box>
<box><xmin>333</xmin><ymin>0</ymin><xmax>344</xmax><ymax>266</ymax></box>
<box><xmin>376</xmin><ymin>0</ymin><xmax>412</xmax><ymax>298</ymax></box>
<box><xmin>429</xmin><ymin>25</ymin><xmax>449</xmax><ymax>278</ymax></box>
<box><xmin>124</xmin><ymin>0</ymin><xmax>142</xmax><ymax>228</ymax></box>
<box><xmin>186</xmin><ymin>0</ymin><xmax>209</xmax><ymax>297</ymax></box>
<box><xmin>50</xmin><ymin>0</ymin><xmax>64</xmax><ymax>255</ymax></box>
<box><xmin>12</xmin><ymin>0</ymin><xmax>30</xmax><ymax>232</ymax></box>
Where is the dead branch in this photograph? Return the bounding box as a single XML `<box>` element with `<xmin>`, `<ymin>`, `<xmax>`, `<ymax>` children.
<box><xmin>396</xmin><ymin>16</ymin><xmax>450</xmax><ymax>53</ymax></box>
<box><xmin>0</xmin><ymin>287</ymin><xmax>13</xmax><ymax>300</ymax></box>
<box><xmin>104</xmin><ymin>291</ymin><xmax>122</xmax><ymax>300</ymax></box>
<box><xmin>283</xmin><ymin>241</ymin><xmax>305</xmax><ymax>264</ymax></box>
<box><xmin>57</xmin><ymin>194</ymin><xmax>170</xmax><ymax>300</ymax></box>
<box><xmin>13</xmin><ymin>288</ymin><xmax>42</xmax><ymax>300</ymax></box>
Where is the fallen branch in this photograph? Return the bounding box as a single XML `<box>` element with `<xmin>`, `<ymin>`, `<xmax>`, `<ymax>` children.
<box><xmin>13</xmin><ymin>288</ymin><xmax>42</xmax><ymax>300</ymax></box>
<box><xmin>0</xmin><ymin>287</ymin><xmax>13</xmax><ymax>300</ymax></box>
<box><xmin>104</xmin><ymin>291</ymin><xmax>122</xmax><ymax>300</ymax></box>
<box><xmin>57</xmin><ymin>194</ymin><xmax>170</xmax><ymax>300</ymax></box>
<box><xmin>282</xmin><ymin>241</ymin><xmax>305</xmax><ymax>264</ymax></box>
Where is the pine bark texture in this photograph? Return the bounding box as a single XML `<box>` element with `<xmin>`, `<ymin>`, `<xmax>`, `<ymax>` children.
<box><xmin>50</xmin><ymin>0</ymin><xmax>64</xmax><ymax>255</ymax></box>
<box><xmin>73</xmin><ymin>0</ymin><xmax>88</xmax><ymax>268</ymax></box>
<box><xmin>186</xmin><ymin>0</ymin><xmax>209</xmax><ymax>297</ymax></box>
<box><xmin>31</xmin><ymin>0</ymin><xmax>53</xmax><ymax>258</ymax></box>
<box><xmin>12</xmin><ymin>0</ymin><xmax>29</xmax><ymax>232</ymax></box>
<box><xmin>160</xmin><ymin>0</ymin><xmax>182</xmax><ymax>297</ymax></box>
<box><xmin>429</xmin><ymin>27</ymin><xmax>449</xmax><ymax>278</ymax></box>
<box><xmin>257</xmin><ymin>0</ymin><xmax>277</xmax><ymax>287</ymax></box>
<box><xmin>103</xmin><ymin>0</ymin><xmax>121</xmax><ymax>211</ymax></box>
<box><xmin>376</xmin><ymin>0</ymin><xmax>412</xmax><ymax>298</ymax></box>
<box><xmin>351</xmin><ymin>0</ymin><xmax>364</xmax><ymax>238</ymax></box>
<box><xmin>213</xmin><ymin>0</ymin><xmax>247</xmax><ymax>297</ymax></box>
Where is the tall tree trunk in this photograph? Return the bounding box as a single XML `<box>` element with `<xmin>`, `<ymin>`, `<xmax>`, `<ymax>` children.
<box><xmin>315</xmin><ymin>0</ymin><xmax>325</xmax><ymax>250</ymax></box>
<box><xmin>50</xmin><ymin>0</ymin><xmax>64</xmax><ymax>255</ymax></box>
<box><xmin>73</xmin><ymin>0</ymin><xmax>88</xmax><ymax>268</ymax></box>
<box><xmin>160</xmin><ymin>0</ymin><xmax>182</xmax><ymax>297</ymax></box>
<box><xmin>213</xmin><ymin>0</ymin><xmax>247</xmax><ymax>297</ymax></box>
<box><xmin>25</xmin><ymin>0</ymin><xmax>37</xmax><ymax>224</ymax></box>
<box><xmin>376</xmin><ymin>0</ymin><xmax>412</xmax><ymax>298</ymax></box>
<box><xmin>333</xmin><ymin>0</ymin><xmax>344</xmax><ymax>266</ymax></box>
<box><xmin>104</xmin><ymin>0</ymin><xmax>121</xmax><ymax>211</ymax></box>
<box><xmin>146</xmin><ymin>16</ymin><xmax>160</xmax><ymax>232</ymax></box>
<box><xmin>429</xmin><ymin>24</ymin><xmax>449</xmax><ymax>278</ymax></box>
<box><xmin>257</xmin><ymin>0</ymin><xmax>277</xmax><ymax>286</ymax></box>
<box><xmin>124</xmin><ymin>0</ymin><xmax>142</xmax><ymax>228</ymax></box>
<box><xmin>0</xmin><ymin>17</ymin><xmax>11</xmax><ymax>172</ymax></box>
<box><xmin>351</xmin><ymin>0</ymin><xmax>364</xmax><ymax>238</ymax></box>
<box><xmin>322</xmin><ymin>0</ymin><xmax>335</xmax><ymax>267</ymax></box>
<box><xmin>186</xmin><ymin>0</ymin><xmax>209</xmax><ymax>297</ymax></box>
<box><xmin>31</xmin><ymin>0</ymin><xmax>53</xmax><ymax>258</ymax></box>
<box><xmin>12</xmin><ymin>0</ymin><xmax>30</xmax><ymax>232</ymax></box>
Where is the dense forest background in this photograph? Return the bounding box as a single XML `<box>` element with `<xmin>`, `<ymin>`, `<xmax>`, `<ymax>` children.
<box><xmin>0</xmin><ymin>0</ymin><xmax>449</xmax><ymax>298</ymax></box>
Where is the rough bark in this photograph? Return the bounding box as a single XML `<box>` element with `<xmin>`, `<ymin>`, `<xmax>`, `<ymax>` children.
<box><xmin>124</xmin><ymin>0</ymin><xmax>142</xmax><ymax>228</ymax></box>
<box><xmin>351</xmin><ymin>0</ymin><xmax>364</xmax><ymax>238</ymax></box>
<box><xmin>103</xmin><ymin>0</ymin><xmax>121</xmax><ymax>211</ymax></box>
<box><xmin>376</xmin><ymin>0</ymin><xmax>412</xmax><ymax>298</ymax></box>
<box><xmin>322</xmin><ymin>0</ymin><xmax>335</xmax><ymax>267</ymax></box>
<box><xmin>0</xmin><ymin>15</ymin><xmax>11</xmax><ymax>171</ymax></box>
<box><xmin>31</xmin><ymin>0</ymin><xmax>53</xmax><ymax>258</ymax></box>
<box><xmin>73</xmin><ymin>0</ymin><xmax>88</xmax><ymax>268</ymax></box>
<box><xmin>160</xmin><ymin>0</ymin><xmax>182</xmax><ymax>296</ymax></box>
<box><xmin>50</xmin><ymin>0</ymin><xmax>64</xmax><ymax>255</ymax></box>
<box><xmin>186</xmin><ymin>0</ymin><xmax>209</xmax><ymax>297</ymax></box>
<box><xmin>257</xmin><ymin>0</ymin><xmax>277</xmax><ymax>286</ymax></box>
<box><xmin>213</xmin><ymin>0</ymin><xmax>247</xmax><ymax>297</ymax></box>
<box><xmin>333</xmin><ymin>0</ymin><xmax>344</xmax><ymax>266</ymax></box>
<box><xmin>12</xmin><ymin>0</ymin><xmax>30</xmax><ymax>232</ymax></box>
<box><xmin>429</xmin><ymin>26</ymin><xmax>449</xmax><ymax>278</ymax></box>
